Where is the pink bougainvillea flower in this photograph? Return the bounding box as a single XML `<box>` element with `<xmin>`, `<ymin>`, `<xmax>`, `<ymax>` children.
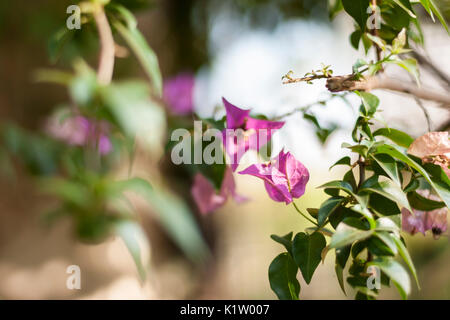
<box><xmin>238</xmin><ymin>149</ymin><xmax>309</xmax><ymax>204</ymax></box>
<box><xmin>191</xmin><ymin>166</ymin><xmax>247</xmax><ymax>215</ymax></box>
<box><xmin>46</xmin><ymin>115</ymin><xmax>112</xmax><ymax>155</ymax></box>
<box><xmin>401</xmin><ymin>208</ymin><xmax>427</xmax><ymax>236</ymax></box>
<box><xmin>222</xmin><ymin>98</ymin><xmax>285</xmax><ymax>171</ymax></box>
<box><xmin>402</xmin><ymin>189</ymin><xmax>448</xmax><ymax>239</ymax></box>
<box><xmin>163</xmin><ymin>73</ymin><xmax>195</xmax><ymax>115</ymax></box>
<box><xmin>408</xmin><ymin>131</ymin><xmax>450</xmax><ymax>177</ymax></box>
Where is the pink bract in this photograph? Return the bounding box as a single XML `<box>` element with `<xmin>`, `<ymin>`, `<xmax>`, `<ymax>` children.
<box><xmin>238</xmin><ymin>149</ymin><xmax>309</xmax><ymax>204</ymax></box>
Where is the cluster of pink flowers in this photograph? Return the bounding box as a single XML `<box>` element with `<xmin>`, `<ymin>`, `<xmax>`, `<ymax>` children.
<box><xmin>163</xmin><ymin>73</ymin><xmax>309</xmax><ymax>215</ymax></box>
<box><xmin>46</xmin><ymin>114</ymin><xmax>112</xmax><ymax>155</ymax></box>
<box><xmin>402</xmin><ymin>131</ymin><xmax>449</xmax><ymax>238</ymax></box>
<box><xmin>402</xmin><ymin>190</ymin><xmax>447</xmax><ymax>238</ymax></box>
<box><xmin>191</xmin><ymin>97</ymin><xmax>308</xmax><ymax>214</ymax></box>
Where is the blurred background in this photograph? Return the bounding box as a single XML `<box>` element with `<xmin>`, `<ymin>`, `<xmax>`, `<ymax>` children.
<box><xmin>0</xmin><ymin>0</ymin><xmax>449</xmax><ymax>299</ymax></box>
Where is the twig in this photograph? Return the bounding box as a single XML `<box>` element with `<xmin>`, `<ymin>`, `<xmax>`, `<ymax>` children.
<box><xmin>412</xmin><ymin>50</ymin><xmax>450</xmax><ymax>88</ymax></box>
<box><xmin>282</xmin><ymin>74</ymin><xmax>330</xmax><ymax>84</ymax></box>
<box><xmin>326</xmin><ymin>75</ymin><xmax>450</xmax><ymax>107</ymax></box>
<box><xmin>437</xmin><ymin>119</ymin><xmax>450</xmax><ymax>131</ymax></box>
<box><xmin>93</xmin><ymin>5</ymin><xmax>115</xmax><ymax>85</ymax></box>
<box><xmin>413</xmin><ymin>96</ymin><xmax>432</xmax><ymax>131</ymax></box>
<box><xmin>272</xmin><ymin>93</ymin><xmax>351</xmax><ymax>120</ymax></box>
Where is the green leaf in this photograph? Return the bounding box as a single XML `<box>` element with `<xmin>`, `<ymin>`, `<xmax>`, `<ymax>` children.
<box><xmin>292</xmin><ymin>232</ymin><xmax>327</xmax><ymax>284</ymax></box>
<box><xmin>368</xmin><ymin>236</ymin><xmax>395</xmax><ymax>256</ymax></box>
<box><xmin>114</xmin><ymin>220</ymin><xmax>150</xmax><ymax>282</ymax></box>
<box><xmin>373</xmin><ymin>127</ymin><xmax>414</xmax><ymax>148</ymax></box>
<box><xmin>387</xmin><ymin>58</ymin><xmax>420</xmax><ymax>85</ymax></box>
<box><xmin>271</xmin><ymin>232</ymin><xmax>294</xmax><ymax>256</ymax></box>
<box><xmin>375</xmin><ymin>231</ymin><xmax>398</xmax><ymax>255</ymax></box>
<box><xmin>342</xmin><ymin>0</ymin><xmax>370</xmax><ymax>31</ymax></box>
<box><xmin>330</xmin><ymin>222</ymin><xmax>373</xmax><ymax>249</ymax></box>
<box><xmin>369</xmin><ymin>257</ymin><xmax>411</xmax><ymax>299</ymax></box>
<box><xmin>335</xmin><ymin>263</ymin><xmax>346</xmax><ymax>295</ymax></box>
<box><xmin>421</xmin><ymin>0</ymin><xmax>450</xmax><ymax>34</ymax></box>
<box><xmin>404</xmin><ymin>178</ymin><xmax>420</xmax><ymax>193</ymax></box>
<box><xmin>369</xmin><ymin>193</ymin><xmax>401</xmax><ymax>216</ymax></box>
<box><xmin>101</xmin><ymin>81</ymin><xmax>166</xmax><ymax>151</ymax></box>
<box><xmin>370</xmin><ymin>153</ymin><xmax>401</xmax><ymax>186</ymax></box>
<box><xmin>336</xmin><ymin>245</ymin><xmax>351</xmax><ymax>269</ymax></box>
<box><xmin>318</xmin><ymin>197</ymin><xmax>345</xmax><ymax>226</ymax></box>
<box><xmin>319</xmin><ymin>180</ymin><xmax>355</xmax><ymax>196</ymax></box>
<box><xmin>375</xmin><ymin>144</ymin><xmax>450</xmax><ymax>208</ymax></box>
<box><xmin>392</xmin><ymin>236</ymin><xmax>420</xmax><ymax>289</ymax></box>
<box><xmin>376</xmin><ymin>216</ymin><xmax>401</xmax><ymax>232</ymax></box>
<box><xmin>391</xmin><ymin>0</ymin><xmax>416</xmax><ymax>18</ymax></box>
<box><xmin>328</xmin><ymin>0</ymin><xmax>344</xmax><ymax>20</ymax></box>
<box><xmin>124</xmin><ymin>180</ymin><xmax>209</xmax><ymax>262</ymax></box>
<box><xmin>407</xmin><ymin>191</ymin><xmax>445</xmax><ymax>211</ymax></box>
<box><xmin>330</xmin><ymin>156</ymin><xmax>352</xmax><ymax>170</ymax></box>
<box><xmin>112</xmin><ymin>16</ymin><xmax>163</xmax><ymax>96</ymax></box>
<box><xmin>359</xmin><ymin>178</ymin><xmax>411</xmax><ymax>212</ymax></box>
<box><xmin>303</xmin><ymin>113</ymin><xmax>338</xmax><ymax>144</ymax></box>
<box><xmin>268</xmin><ymin>253</ymin><xmax>300</xmax><ymax>300</ymax></box>
<box><xmin>357</xmin><ymin>91</ymin><xmax>380</xmax><ymax>116</ymax></box>
<box><xmin>350</xmin><ymin>30</ymin><xmax>362</xmax><ymax>50</ymax></box>
<box><xmin>350</xmin><ymin>204</ymin><xmax>376</xmax><ymax>229</ymax></box>
<box><xmin>429</xmin><ymin>0</ymin><xmax>449</xmax><ymax>34</ymax></box>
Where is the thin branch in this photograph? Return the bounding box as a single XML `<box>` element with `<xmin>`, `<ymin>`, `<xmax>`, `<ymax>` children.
<box><xmin>93</xmin><ymin>5</ymin><xmax>115</xmax><ymax>85</ymax></box>
<box><xmin>407</xmin><ymin>73</ymin><xmax>432</xmax><ymax>131</ymax></box>
<box><xmin>412</xmin><ymin>50</ymin><xmax>450</xmax><ymax>88</ymax></box>
<box><xmin>282</xmin><ymin>74</ymin><xmax>330</xmax><ymax>84</ymax></box>
<box><xmin>325</xmin><ymin>75</ymin><xmax>450</xmax><ymax>107</ymax></box>
<box><xmin>413</xmin><ymin>96</ymin><xmax>432</xmax><ymax>131</ymax></box>
<box><xmin>437</xmin><ymin>119</ymin><xmax>450</xmax><ymax>131</ymax></box>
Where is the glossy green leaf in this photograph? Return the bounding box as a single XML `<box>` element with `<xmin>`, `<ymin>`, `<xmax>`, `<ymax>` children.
<box><xmin>342</xmin><ymin>0</ymin><xmax>370</xmax><ymax>31</ymax></box>
<box><xmin>268</xmin><ymin>253</ymin><xmax>300</xmax><ymax>300</ymax></box>
<box><xmin>271</xmin><ymin>232</ymin><xmax>294</xmax><ymax>256</ymax></box>
<box><xmin>407</xmin><ymin>191</ymin><xmax>445</xmax><ymax>211</ymax></box>
<box><xmin>330</xmin><ymin>222</ymin><xmax>373</xmax><ymax>249</ymax></box>
<box><xmin>318</xmin><ymin>197</ymin><xmax>345</xmax><ymax>226</ymax></box>
<box><xmin>357</xmin><ymin>91</ymin><xmax>380</xmax><ymax>116</ymax></box>
<box><xmin>335</xmin><ymin>263</ymin><xmax>346</xmax><ymax>295</ymax></box>
<box><xmin>330</xmin><ymin>156</ymin><xmax>351</xmax><ymax>170</ymax></box>
<box><xmin>292</xmin><ymin>232</ymin><xmax>327</xmax><ymax>284</ymax></box>
<box><xmin>336</xmin><ymin>244</ymin><xmax>351</xmax><ymax>269</ymax></box>
<box><xmin>370</xmin><ymin>153</ymin><xmax>401</xmax><ymax>186</ymax></box>
<box><xmin>391</xmin><ymin>0</ymin><xmax>416</xmax><ymax>18</ymax></box>
<box><xmin>375</xmin><ymin>144</ymin><xmax>450</xmax><ymax>208</ymax></box>
<box><xmin>369</xmin><ymin>257</ymin><xmax>411</xmax><ymax>299</ymax></box>
<box><xmin>359</xmin><ymin>179</ymin><xmax>411</xmax><ymax>212</ymax></box>
<box><xmin>392</xmin><ymin>236</ymin><xmax>420</xmax><ymax>288</ymax></box>
<box><xmin>373</xmin><ymin>128</ymin><xmax>414</xmax><ymax>148</ymax></box>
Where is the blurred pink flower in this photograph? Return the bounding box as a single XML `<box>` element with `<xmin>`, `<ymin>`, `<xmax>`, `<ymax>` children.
<box><xmin>222</xmin><ymin>98</ymin><xmax>285</xmax><ymax>171</ymax></box>
<box><xmin>402</xmin><ymin>189</ymin><xmax>448</xmax><ymax>239</ymax></box>
<box><xmin>408</xmin><ymin>131</ymin><xmax>450</xmax><ymax>177</ymax></box>
<box><xmin>239</xmin><ymin>149</ymin><xmax>309</xmax><ymax>204</ymax></box>
<box><xmin>191</xmin><ymin>166</ymin><xmax>247</xmax><ymax>215</ymax></box>
<box><xmin>163</xmin><ymin>73</ymin><xmax>195</xmax><ymax>115</ymax></box>
<box><xmin>46</xmin><ymin>115</ymin><xmax>112</xmax><ymax>155</ymax></box>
